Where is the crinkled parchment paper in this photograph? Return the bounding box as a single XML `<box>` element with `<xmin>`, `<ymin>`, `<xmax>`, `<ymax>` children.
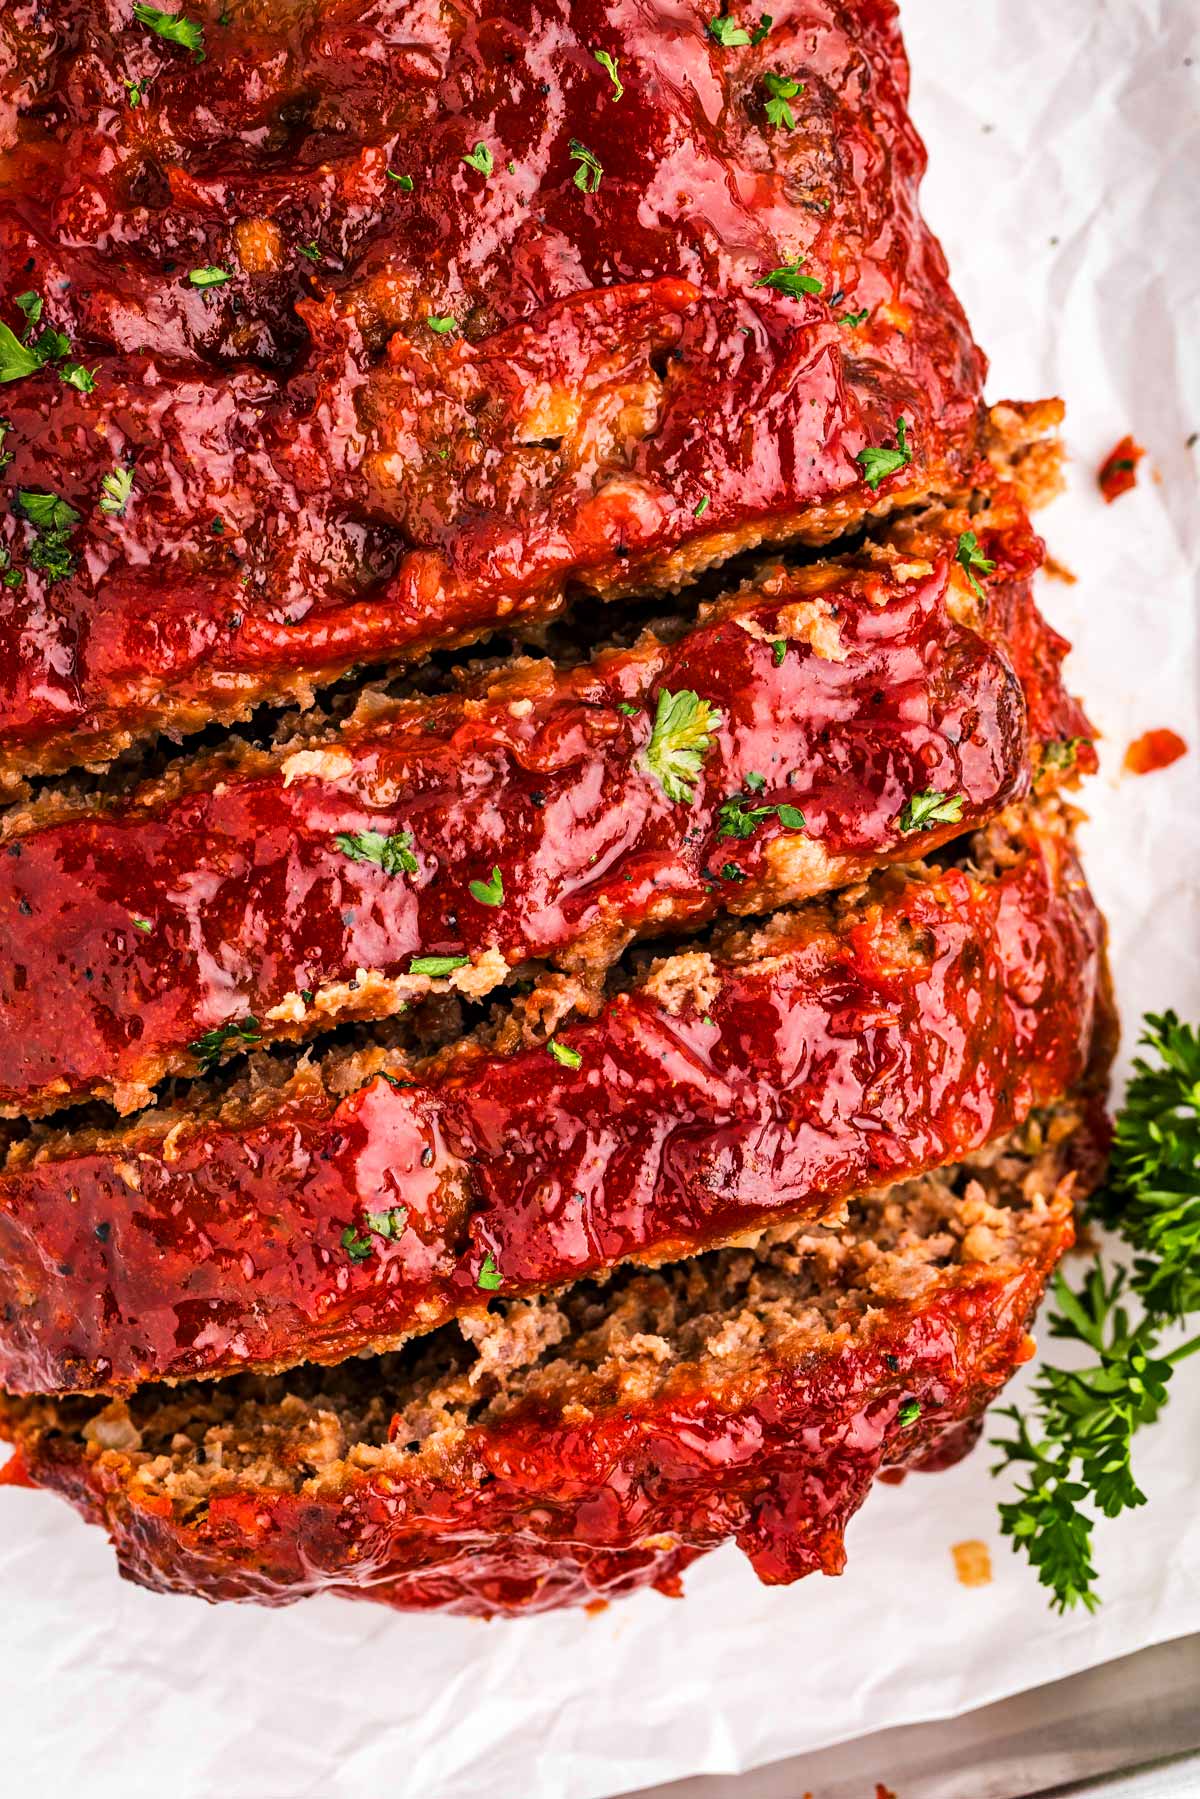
<box><xmin>1</xmin><ymin>3</ymin><xmax>1197</xmax><ymax>1793</ymax></box>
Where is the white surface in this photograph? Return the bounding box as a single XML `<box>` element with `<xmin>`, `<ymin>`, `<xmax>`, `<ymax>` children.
<box><xmin>3</xmin><ymin>4</ymin><xmax>1199</xmax><ymax>1795</ymax></box>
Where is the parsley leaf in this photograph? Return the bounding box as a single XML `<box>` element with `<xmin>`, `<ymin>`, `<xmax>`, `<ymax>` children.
<box><xmin>0</xmin><ymin>324</ymin><xmax>41</xmax><ymax>385</ymax></box>
<box><xmin>463</xmin><ymin>141</ymin><xmax>494</xmax><ymax>176</ymax></box>
<box><xmin>477</xmin><ymin>1252</ymin><xmax>503</xmax><ymax>1290</ymax></box>
<box><xmin>427</xmin><ymin>315</ymin><xmax>457</xmax><ymax>335</ymax></box>
<box><xmin>15</xmin><ymin>293</ymin><xmax>41</xmax><ymax>332</ymax></box>
<box><xmin>15</xmin><ymin>490</ymin><xmax>81</xmax><ymax>583</ymax></box>
<box><xmin>640</xmin><ymin>688</ymin><xmax>722</xmax><ymax>804</ymax></box>
<box><xmin>387</xmin><ymin>170</ymin><xmax>414</xmax><ymax>190</ymax></box>
<box><xmin>59</xmin><ymin>361</ymin><xmax>98</xmax><ymax>393</ymax></box>
<box><xmin>762</xmin><ymin>70</ymin><xmax>803</xmax><ymax>129</ymax></box>
<box><xmin>838</xmin><ymin>307</ymin><xmax>869</xmax><ymax>328</ymax></box>
<box><xmin>188</xmin><ymin>1016</ymin><xmax>261</xmax><ymax>1068</ymax></box>
<box><xmin>548</xmin><ymin>1037</ymin><xmax>583</xmax><ymax>1069</ymax></box>
<box><xmin>0</xmin><ymin>299</ymin><xmax>92</xmax><ymax>392</ymax></box>
<box><xmin>132</xmin><ymin>3</ymin><xmax>205</xmax><ymax>57</ymax></box>
<box><xmin>896</xmin><ymin>788</ymin><xmax>964</xmax><ymax>833</ymax></box>
<box><xmin>755</xmin><ymin>259</ymin><xmax>822</xmax><ymax>299</ymax></box>
<box><xmin>334</xmin><ymin>830</ymin><xmax>418</xmax><ymax>878</ymax></box>
<box><xmin>187</xmin><ymin>266</ymin><xmax>230</xmax><ymax>288</ymax></box>
<box><xmin>991</xmin><ymin>1017</ymin><xmax>1200</xmax><ymax>1611</ymax></box>
<box><xmin>99</xmin><ymin>466</ymin><xmax>136</xmax><ymax>517</ymax></box>
<box><xmin>130</xmin><ymin>916</ymin><xmax>152</xmax><ymax>933</ymax></box>
<box><xmin>593</xmin><ymin>49</ymin><xmax>623</xmax><ymax>99</ymax></box>
<box><xmin>569</xmin><ymin>139</ymin><xmax>603</xmax><ymax>194</ymax></box>
<box><xmin>694</xmin><ymin>493</ymin><xmax>710</xmax><ymax>517</ymax></box>
<box><xmin>750</xmin><ymin>13</ymin><xmax>773</xmax><ymax>43</ymax></box>
<box><xmin>410</xmin><ymin>954</ymin><xmax>470</xmax><ymax>978</ymax></box>
<box><xmin>364</xmin><ymin>1205</ymin><xmax>409</xmax><ymax>1241</ymax></box>
<box><xmin>298</xmin><ymin>241</ymin><xmax>321</xmax><ymax>263</ymax></box>
<box><xmin>341</xmin><ymin>1225</ymin><xmax>374</xmax><ymax>1263</ymax></box>
<box><xmin>717</xmin><ymin>792</ymin><xmax>806</xmax><ymax>838</ymax></box>
<box><xmin>856</xmin><ymin>416</ymin><xmax>912</xmax><ymax>492</ymax></box>
<box><xmin>897</xmin><ymin>1400</ymin><xmax>922</xmax><ymax>1427</ymax></box>
<box><xmin>955</xmin><ymin>529</ymin><xmax>997</xmax><ymax>601</ymax></box>
<box><xmin>469</xmin><ymin>865</ymin><xmax>504</xmax><ymax>907</ymax></box>
<box><xmin>708</xmin><ymin>15</ymin><xmax>751</xmax><ymax>45</ymax></box>
<box><xmin>1042</xmin><ymin>737</ymin><xmax>1089</xmax><ymax>773</ymax></box>
<box><xmin>617</xmin><ymin>701</ymin><xmax>641</xmax><ymax>717</ymax></box>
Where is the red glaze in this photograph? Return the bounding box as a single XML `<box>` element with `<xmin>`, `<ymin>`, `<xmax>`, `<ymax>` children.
<box><xmin>0</xmin><ymin>1189</ymin><xmax>1077</xmax><ymax>1617</ymax></box>
<box><xmin>1097</xmin><ymin>436</ymin><xmax>1145</xmax><ymax>504</ymax></box>
<box><xmin>0</xmin><ymin>506</ymin><xmax>1096</xmax><ymax>1117</ymax></box>
<box><xmin>0</xmin><ymin>817</ymin><xmax>1104</xmax><ymax>1394</ymax></box>
<box><xmin>1123</xmin><ymin>728</ymin><xmax>1187</xmax><ymax>776</ymax></box>
<box><xmin>0</xmin><ymin>0</ymin><xmax>985</xmax><ymax>778</ymax></box>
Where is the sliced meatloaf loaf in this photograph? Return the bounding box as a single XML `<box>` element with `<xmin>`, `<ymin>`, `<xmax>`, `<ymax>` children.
<box><xmin>0</xmin><ymin>1095</ymin><xmax>1107</xmax><ymax>1616</ymax></box>
<box><xmin>0</xmin><ymin>803</ymin><xmax>1107</xmax><ymax>1395</ymax></box>
<box><xmin>0</xmin><ymin>492</ymin><xmax>1093</xmax><ymax>1119</ymax></box>
<box><xmin>0</xmin><ymin>0</ymin><xmax>985</xmax><ymax>782</ymax></box>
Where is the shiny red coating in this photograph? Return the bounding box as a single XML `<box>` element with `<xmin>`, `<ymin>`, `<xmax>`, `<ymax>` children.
<box><xmin>0</xmin><ymin>505</ymin><xmax>1095</xmax><ymax>1118</ymax></box>
<box><xmin>0</xmin><ymin>1193</ymin><xmax>1078</xmax><ymax>1617</ymax></box>
<box><xmin>0</xmin><ymin>817</ymin><xmax>1105</xmax><ymax>1395</ymax></box>
<box><xmin>1097</xmin><ymin>435</ymin><xmax>1145</xmax><ymax>504</ymax></box>
<box><xmin>0</xmin><ymin>0</ymin><xmax>985</xmax><ymax>778</ymax></box>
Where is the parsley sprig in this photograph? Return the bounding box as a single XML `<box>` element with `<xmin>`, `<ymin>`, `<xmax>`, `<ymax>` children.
<box><xmin>717</xmin><ymin>791</ymin><xmax>805</xmax><ymax>839</ymax></box>
<box><xmin>0</xmin><ymin>295</ymin><xmax>95</xmax><ymax>393</ymax></box>
<box><xmin>856</xmin><ymin>417</ymin><xmax>912</xmax><ymax>492</ymax></box>
<box><xmin>640</xmin><ymin>688</ymin><xmax>722</xmax><ymax>804</ymax></box>
<box><xmin>755</xmin><ymin>259</ymin><xmax>822</xmax><ymax>299</ymax></box>
<box><xmin>132</xmin><ymin>3</ymin><xmax>205</xmax><ymax>58</ymax></box>
<box><xmin>334</xmin><ymin>829</ymin><xmax>418</xmax><ymax>878</ymax></box>
<box><xmin>992</xmin><ymin>1013</ymin><xmax>1200</xmax><ymax>1611</ymax></box>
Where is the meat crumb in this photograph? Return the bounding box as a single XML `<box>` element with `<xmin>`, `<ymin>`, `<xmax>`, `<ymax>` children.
<box><xmin>951</xmin><ymin>1539</ymin><xmax>993</xmax><ymax>1587</ymax></box>
<box><xmin>1098</xmin><ymin>434</ymin><xmax>1145</xmax><ymax>503</ymax></box>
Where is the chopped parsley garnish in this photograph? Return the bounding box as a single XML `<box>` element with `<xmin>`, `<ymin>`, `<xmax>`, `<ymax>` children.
<box><xmin>750</xmin><ymin>13</ymin><xmax>773</xmax><ymax>42</ymax></box>
<box><xmin>469</xmin><ymin>865</ymin><xmax>504</xmax><ymax>907</ymax></box>
<box><xmin>992</xmin><ymin>1013</ymin><xmax>1200</xmax><ymax>1612</ymax></box>
<box><xmin>364</xmin><ymin>1206</ymin><xmax>409</xmax><ymax>1241</ymax></box>
<box><xmin>341</xmin><ymin>1225</ymin><xmax>374</xmax><ymax>1263</ymax></box>
<box><xmin>548</xmin><ymin>1037</ymin><xmax>583</xmax><ymax>1069</ymax></box>
<box><xmin>334</xmin><ymin>829</ymin><xmax>418</xmax><ymax>877</ymax></box>
<box><xmin>856</xmin><ymin>416</ymin><xmax>912</xmax><ymax>492</ymax></box>
<box><xmin>132</xmin><ymin>4</ymin><xmax>205</xmax><ymax>58</ymax></box>
<box><xmin>717</xmin><ymin>792</ymin><xmax>806</xmax><ymax>838</ymax></box>
<box><xmin>124</xmin><ymin>77</ymin><xmax>149</xmax><ymax>107</ymax></box>
<box><xmin>15</xmin><ymin>490</ymin><xmax>81</xmax><ymax>584</ymax></box>
<box><xmin>463</xmin><ymin>141</ymin><xmax>494</xmax><ymax>176</ymax></box>
<box><xmin>593</xmin><ymin>49</ymin><xmax>623</xmax><ymax>99</ymax></box>
<box><xmin>755</xmin><ymin>259</ymin><xmax>822</xmax><ymax>299</ymax></box>
<box><xmin>617</xmin><ymin>701</ymin><xmax>641</xmax><ymax>717</ymax></box>
<box><xmin>1042</xmin><ymin>737</ymin><xmax>1088</xmax><ymax>772</ymax></box>
<box><xmin>99</xmin><ymin>466</ymin><xmax>135</xmax><ymax>517</ymax></box>
<box><xmin>188</xmin><ymin>1016</ymin><xmax>261</xmax><ymax>1068</ymax></box>
<box><xmin>772</xmin><ymin>639</ymin><xmax>787</xmax><ymax>666</ymax></box>
<box><xmin>569</xmin><ymin>140</ymin><xmax>604</xmax><ymax>194</ymax></box>
<box><xmin>477</xmin><ymin>1252</ymin><xmax>503</xmax><ymax>1291</ymax></box>
<box><xmin>130</xmin><ymin>916</ymin><xmax>152</xmax><ymax>934</ymax></box>
<box><xmin>0</xmin><ymin>297</ymin><xmax>95</xmax><ymax>393</ymax></box>
<box><xmin>744</xmin><ymin>770</ymin><xmax>766</xmax><ymax>791</ymax></box>
<box><xmin>298</xmin><ymin>241</ymin><xmax>321</xmax><ymax>263</ymax></box>
<box><xmin>896</xmin><ymin>788</ymin><xmax>964</xmax><ymax>833</ymax></box>
<box><xmin>187</xmin><ymin>266</ymin><xmax>230</xmax><ymax>288</ymax></box>
<box><xmin>897</xmin><ymin>1400</ymin><xmax>922</xmax><ymax>1427</ymax></box>
<box><xmin>387</xmin><ymin>170</ymin><xmax>414</xmax><ymax>190</ymax></box>
<box><xmin>427</xmin><ymin>315</ymin><xmax>457</xmax><ymax>335</ymax></box>
<box><xmin>640</xmin><ymin>688</ymin><xmax>722</xmax><ymax>804</ymax></box>
<box><xmin>762</xmin><ymin>70</ymin><xmax>803</xmax><ymax>130</ymax></box>
<box><xmin>707</xmin><ymin>14</ymin><xmax>751</xmax><ymax>45</ymax></box>
<box><xmin>720</xmin><ymin>862</ymin><xmax>748</xmax><ymax>882</ymax></box>
<box><xmin>694</xmin><ymin>493</ymin><xmax>710</xmax><ymax>517</ymax></box>
<box><xmin>409</xmin><ymin>954</ymin><xmax>470</xmax><ymax>978</ymax></box>
<box><xmin>955</xmin><ymin>529</ymin><xmax>996</xmax><ymax>601</ymax></box>
<box><xmin>839</xmin><ymin>308</ymin><xmax>869</xmax><ymax>328</ymax></box>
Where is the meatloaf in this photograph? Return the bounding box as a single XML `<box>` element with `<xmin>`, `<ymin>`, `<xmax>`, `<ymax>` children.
<box><xmin>0</xmin><ymin>803</ymin><xmax>1106</xmax><ymax>1396</ymax></box>
<box><xmin>0</xmin><ymin>1097</ymin><xmax>1106</xmax><ymax>1615</ymax></box>
<box><xmin>0</xmin><ymin>0</ymin><xmax>986</xmax><ymax>783</ymax></box>
<box><xmin>0</xmin><ymin>493</ymin><xmax>1093</xmax><ymax>1119</ymax></box>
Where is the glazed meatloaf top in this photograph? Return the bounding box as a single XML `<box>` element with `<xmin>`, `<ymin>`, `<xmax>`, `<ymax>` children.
<box><xmin>0</xmin><ymin>1097</ymin><xmax>1106</xmax><ymax>1616</ymax></box>
<box><xmin>0</xmin><ymin>0</ymin><xmax>985</xmax><ymax>782</ymax></box>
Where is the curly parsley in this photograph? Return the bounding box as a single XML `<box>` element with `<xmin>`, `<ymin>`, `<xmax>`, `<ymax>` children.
<box><xmin>640</xmin><ymin>688</ymin><xmax>722</xmax><ymax>804</ymax></box>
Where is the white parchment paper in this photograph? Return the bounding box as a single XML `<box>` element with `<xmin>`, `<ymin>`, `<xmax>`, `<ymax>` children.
<box><xmin>2</xmin><ymin>4</ymin><xmax>1198</xmax><ymax>1794</ymax></box>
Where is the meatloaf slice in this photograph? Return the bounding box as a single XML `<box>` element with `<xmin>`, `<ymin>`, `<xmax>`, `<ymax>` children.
<box><xmin>0</xmin><ymin>803</ymin><xmax>1108</xmax><ymax>1396</ymax></box>
<box><xmin>0</xmin><ymin>492</ymin><xmax>1094</xmax><ymax>1119</ymax></box>
<box><xmin>0</xmin><ymin>0</ymin><xmax>985</xmax><ymax>783</ymax></box>
<box><xmin>0</xmin><ymin>1096</ymin><xmax>1107</xmax><ymax>1617</ymax></box>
